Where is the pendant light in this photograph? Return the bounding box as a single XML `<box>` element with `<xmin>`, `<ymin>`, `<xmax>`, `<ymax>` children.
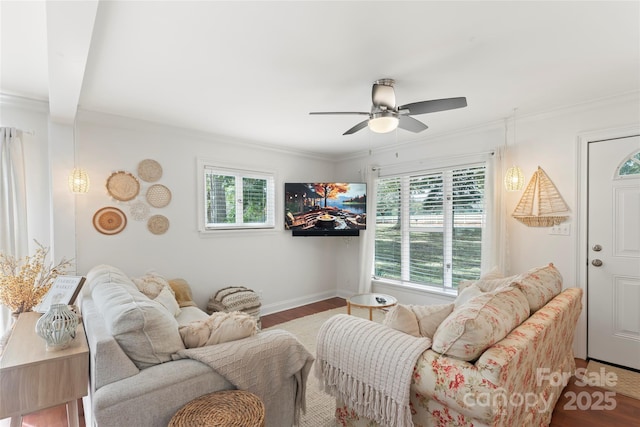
<box><xmin>504</xmin><ymin>108</ymin><xmax>524</xmax><ymax>191</ymax></box>
<box><xmin>68</xmin><ymin>120</ymin><xmax>90</xmax><ymax>193</ymax></box>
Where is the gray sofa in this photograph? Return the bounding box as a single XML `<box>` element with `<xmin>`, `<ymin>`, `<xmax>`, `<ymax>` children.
<box><xmin>79</xmin><ymin>265</ymin><xmax>307</xmax><ymax>427</ymax></box>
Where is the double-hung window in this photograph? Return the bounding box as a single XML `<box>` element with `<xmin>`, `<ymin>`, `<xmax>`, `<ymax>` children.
<box><xmin>374</xmin><ymin>163</ymin><xmax>486</xmax><ymax>290</ymax></box>
<box><xmin>200</xmin><ymin>163</ymin><xmax>275</xmax><ymax>230</ymax></box>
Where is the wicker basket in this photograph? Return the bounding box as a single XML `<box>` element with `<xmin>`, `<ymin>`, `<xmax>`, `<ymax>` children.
<box><xmin>169</xmin><ymin>390</ymin><xmax>265</xmax><ymax>427</ymax></box>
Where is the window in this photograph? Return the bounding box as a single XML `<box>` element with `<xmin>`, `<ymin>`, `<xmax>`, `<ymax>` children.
<box><xmin>201</xmin><ymin>164</ymin><xmax>275</xmax><ymax>230</ymax></box>
<box><xmin>374</xmin><ymin>164</ymin><xmax>486</xmax><ymax>290</ymax></box>
<box><xmin>617</xmin><ymin>150</ymin><xmax>640</xmax><ymax>177</ymax></box>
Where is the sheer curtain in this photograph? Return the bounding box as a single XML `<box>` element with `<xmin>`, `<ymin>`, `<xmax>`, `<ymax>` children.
<box><xmin>483</xmin><ymin>146</ymin><xmax>508</xmax><ymax>275</ymax></box>
<box><xmin>357</xmin><ymin>164</ymin><xmax>379</xmax><ymax>293</ymax></box>
<box><xmin>0</xmin><ymin>127</ymin><xmax>29</xmax><ymax>335</ymax></box>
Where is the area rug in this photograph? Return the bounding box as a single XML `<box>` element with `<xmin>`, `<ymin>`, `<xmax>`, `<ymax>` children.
<box><xmin>265</xmin><ymin>305</ymin><xmax>385</xmax><ymax>427</ymax></box>
<box><xmin>585</xmin><ymin>360</ymin><xmax>640</xmax><ymax>400</ymax></box>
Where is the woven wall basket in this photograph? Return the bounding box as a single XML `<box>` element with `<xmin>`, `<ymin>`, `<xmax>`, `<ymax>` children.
<box><xmin>137</xmin><ymin>159</ymin><xmax>163</xmax><ymax>182</ymax></box>
<box><xmin>147</xmin><ymin>215</ymin><xmax>170</xmax><ymax>235</ymax></box>
<box><xmin>146</xmin><ymin>184</ymin><xmax>172</xmax><ymax>208</ymax></box>
<box><xmin>106</xmin><ymin>171</ymin><xmax>140</xmax><ymax>202</ymax></box>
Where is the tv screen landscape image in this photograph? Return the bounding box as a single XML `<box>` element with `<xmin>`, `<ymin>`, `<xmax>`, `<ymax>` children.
<box><xmin>285</xmin><ymin>182</ymin><xmax>367</xmax><ymax>236</ymax></box>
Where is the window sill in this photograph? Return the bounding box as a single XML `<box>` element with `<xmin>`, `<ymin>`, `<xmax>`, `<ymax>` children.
<box><xmin>371</xmin><ymin>278</ymin><xmax>458</xmax><ymax>300</ymax></box>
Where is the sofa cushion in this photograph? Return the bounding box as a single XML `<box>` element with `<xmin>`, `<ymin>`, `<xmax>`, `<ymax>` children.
<box><xmin>432</xmin><ymin>286</ymin><xmax>530</xmax><ymax>361</ymax></box>
<box><xmin>512</xmin><ymin>263</ymin><xmax>563</xmax><ymax>312</ymax></box>
<box><xmin>383</xmin><ymin>304</ymin><xmax>420</xmax><ymax>337</ymax></box>
<box><xmin>179</xmin><ymin>311</ymin><xmax>258</xmax><ymax>348</ymax></box>
<box><xmin>168</xmin><ymin>278</ymin><xmax>198</xmax><ymax>308</ymax></box>
<box><xmin>91</xmin><ymin>266</ymin><xmax>185</xmax><ymax>369</ymax></box>
<box><xmin>410</xmin><ymin>303</ymin><xmax>455</xmax><ymax>339</ymax></box>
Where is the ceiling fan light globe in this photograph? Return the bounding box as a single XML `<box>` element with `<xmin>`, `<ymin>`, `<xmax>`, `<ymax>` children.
<box><xmin>368</xmin><ymin>115</ymin><xmax>399</xmax><ymax>133</ymax></box>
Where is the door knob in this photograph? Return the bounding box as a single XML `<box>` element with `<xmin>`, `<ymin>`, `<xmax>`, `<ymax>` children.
<box><xmin>591</xmin><ymin>259</ymin><xmax>603</xmax><ymax>267</ymax></box>
<box><xmin>592</xmin><ymin>244</ymin><xmax>602</xmax><ymax>252</ymax></box>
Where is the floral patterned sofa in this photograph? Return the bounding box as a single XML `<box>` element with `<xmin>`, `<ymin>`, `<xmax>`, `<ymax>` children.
<box><xmin>320</xmin><ymin>264</ymin><xmax>583</xmax><ymax>427</ymax></box>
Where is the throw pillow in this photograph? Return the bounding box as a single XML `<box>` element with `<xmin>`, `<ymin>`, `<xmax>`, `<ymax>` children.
<box><xmin>383</xmin><ymin>304</ymin><xmax>420</xmax><ymax>337</ymax></box>
<box><xmin>168</xmin><ymin>278</ymin><xmax>198</xmax><ymax>308</ymax></box>
<box><xmin>132</xmin><ymin>271</ymin><xmax>171</xmax><ymax>299</ymax></box>
<box><xmin>432</xmin><ymin>286</ymin><xmax>530</xmax><ymax>361</ymax></box>
<box><xmin>179</xmin><ymin>311</ymin><xmax>258</xmax><ymax>348</ymax></box>
<box><xmin>512</xmin><ymin>263</ymin><xmax>563</xmax><ymax>312</ymax></box>
<box><xmin>455</xmin><ymin>283</ymin><xmax>484</xmax><ymax>308</ymax></box>
<box><xmin>409</xmin><ymin>303</ymin><xmax>455</xmax><ymax>339</ymax></box>
<box><xmin>154</xmin><ymin>286</ymin><xmax>182</xmax><ymax>317</ymax></box>
<box><xmin>458</xmin><ymin>266</ymin><xmax>504</xmax><ymax>292</ymax></box>
<box><xmin>458</xmin><ymin>274</ymin><xmax>520</xmax><ymax>293</ymax></box>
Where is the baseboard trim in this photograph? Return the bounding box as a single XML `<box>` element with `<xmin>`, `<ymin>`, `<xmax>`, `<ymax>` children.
<box><xmin>260</xmin><ymin>290</ymin><xmax>339</xmax><ymax>316</ymax></box>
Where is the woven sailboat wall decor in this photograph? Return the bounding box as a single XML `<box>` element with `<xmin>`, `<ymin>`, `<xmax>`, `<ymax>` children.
<box><xmin>512</xmin><ymin>166</ymin><xmax>570</xmax><ymax>227</ymax></box>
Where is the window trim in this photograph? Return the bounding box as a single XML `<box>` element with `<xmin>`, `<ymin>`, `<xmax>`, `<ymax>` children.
<box><xmin>197</xmin><ymin>158</ymin><xmax>276</xmax><ymax>233</ymax></box>
<box><xmin>373</xmin><ymin>159</ymin><xmax>488</xmax><ymax>292</ymax></box>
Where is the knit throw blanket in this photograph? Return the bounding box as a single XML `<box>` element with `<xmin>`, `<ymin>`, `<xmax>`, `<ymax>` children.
<box><xmin>316</xmin><ymin>314</ymin><xmax>432</xmax><ymax>427</ymax></box>
<box><xmin>175</xmin><ymin>329</ymin><xmax>314</xmax><ymax>426</ymax></box>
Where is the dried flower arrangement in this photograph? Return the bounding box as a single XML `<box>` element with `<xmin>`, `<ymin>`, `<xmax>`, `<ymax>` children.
<box><xmin>0</xmin><ymin>241</ymin><xmax>71</xmax><ymax>315</ymax></box>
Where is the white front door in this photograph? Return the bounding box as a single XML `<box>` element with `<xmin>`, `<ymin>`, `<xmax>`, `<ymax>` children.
<box><xmin>587</xmin><ymin>135</ymin><xmax>640</xmax><ymax>370</ymax></box>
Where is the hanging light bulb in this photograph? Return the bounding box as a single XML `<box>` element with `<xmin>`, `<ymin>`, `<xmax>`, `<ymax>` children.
<box><xmin>505</xmin><ymin>108</ymin><xmax>524</xmax><ymax>191</ymax></box>
<box><xmin>68</xmin><ymin>120</ymin><xmax>90</xmax><ymax>194</ymax></box>
<box><xmin>68</xmin><ymin>167</ymin><xmax>90</xmax><ymax>193</ymax></box>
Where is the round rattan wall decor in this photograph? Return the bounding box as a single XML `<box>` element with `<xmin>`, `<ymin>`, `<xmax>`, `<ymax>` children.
<box><xmin>93</xmin><ymin>207</ymin><xmax>127</xmax><ymax>235</ymax></box>
<box><xmin>137</xmin><ymin>159</ymin><xmax>163</xmax><ymax>182</ymax></box>
<box><xmin>106</xmin><ymin>171</ymin><xmax>140</xmax><ymax>201</ymax></box>
<box><xmin>147</xmin><ymin>215</ymin><xmax>169</xmax><ymax>235</ymax></box>
<box><xmin>129</xmin><ymin>201</ymin><xmax>150</xmax><ymax>221</ymax></box>
<box><xmin>146</xmin><ymin>184</ymin><xmax>172</xmax><ymax>208</ymax></box>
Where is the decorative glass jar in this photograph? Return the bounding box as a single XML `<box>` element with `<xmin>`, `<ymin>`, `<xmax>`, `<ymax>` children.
<box><xmin>35</xmin><ymin>304</ymin><xmax>79</xmax><ymax>351</ymax></box>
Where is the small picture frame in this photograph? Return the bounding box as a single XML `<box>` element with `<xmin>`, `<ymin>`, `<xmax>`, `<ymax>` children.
<box><xmin>35</xmin><ymin>276</ymin><xmax>86</xmax><ymax>313</ymax></box>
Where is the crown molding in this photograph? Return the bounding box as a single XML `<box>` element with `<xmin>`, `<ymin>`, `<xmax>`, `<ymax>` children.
<box><xmin>0</xmin><ymin>93</ymin><xmax>49</xmax><ymax>114</ymax></box>
<box><xmin>337</xmin><ymin>90</ymin><xmax>640</xmax><ymax>163</ymax></box>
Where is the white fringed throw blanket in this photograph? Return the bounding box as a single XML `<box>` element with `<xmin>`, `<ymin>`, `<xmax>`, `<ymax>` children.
<box><xmin>175</xmin><ymin>329</ymin><xmax>314</xmax><ymax>426</ymax></box>
<box><xmin>316</xmin><ymin>314</ymin><xmax>432</xmax><ymax>427</ymax></box>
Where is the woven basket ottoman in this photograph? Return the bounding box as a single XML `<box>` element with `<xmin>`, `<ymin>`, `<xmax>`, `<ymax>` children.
<box><xmin>207</xmin><ymin>286</ymin><xmax>262</xmax><ymax>328</ymax></box>
<box><xmin>169</xmin><ymin>390</ymin><xmax>265</xmax><ymax>427</ymax></box>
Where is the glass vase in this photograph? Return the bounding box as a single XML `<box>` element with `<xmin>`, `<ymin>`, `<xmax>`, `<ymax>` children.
<box><xmin>35</xmin><ymin>304</ymin><xmax>79</xmax><ymax>351</ymax></box>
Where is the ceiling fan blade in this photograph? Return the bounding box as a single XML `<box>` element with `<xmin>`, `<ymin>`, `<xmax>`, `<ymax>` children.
<box><xmin>398</xmin><ymin>97</ymin><xmax>467</xmax><ymax>115</ymax></box>
<box><xmin>343</xmin><ymin>119</ymin><xmax>370</xmax><ymax>135</ymax></box>
<box><xmin>398</xmin><ymin>115</ymin><xmax>428</xmax><ymax>133</ymax></box>
<box><xmin>309</xmin><ymin>112</ymin><xmax>369</xmax><ymax>116</ymax></box>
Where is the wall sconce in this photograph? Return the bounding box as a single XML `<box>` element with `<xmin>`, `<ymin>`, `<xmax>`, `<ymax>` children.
<box><xmin>68</xmin><ymin>167</ymin><xmax>90</xmax><ymax>193</ymax></box>
<box><xmin>68</xmin><ymin>121</ymin><xmax>90</xmax><ymax>194</ymax></box>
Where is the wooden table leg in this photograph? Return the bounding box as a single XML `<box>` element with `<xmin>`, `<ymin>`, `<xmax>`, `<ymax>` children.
<box><xmin>67</xmin><ymin>399</ymin><xmax>79</xmax><ymax>427</ymax></box>
<box><xmin>347</xmin><ymin>301</ymin><xmax>351</xmax><ymax>315</ymax></box>
<box><xmin>368</xmin><ymin>308</ymin><xmax>373</xmax><ymax>321</ymax></box>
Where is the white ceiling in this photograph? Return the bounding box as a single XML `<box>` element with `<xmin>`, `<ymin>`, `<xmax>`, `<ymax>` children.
<box><xmin>2</xmin><ymin>1</ymin><xmax>639</xmax><ymax>156</ymax></box>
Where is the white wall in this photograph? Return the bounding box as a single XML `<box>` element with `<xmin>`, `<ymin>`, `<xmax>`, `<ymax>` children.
<box><xmin>73</xmin><ymin>112</ymin><xmax>343</xmax><ymax>313</ymax></box>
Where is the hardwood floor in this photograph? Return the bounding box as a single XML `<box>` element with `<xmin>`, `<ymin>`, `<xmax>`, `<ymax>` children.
<box><xmin>19</xmin><ymin>297</ymin><xmax>639</xmax><ymax>426</ymax></box>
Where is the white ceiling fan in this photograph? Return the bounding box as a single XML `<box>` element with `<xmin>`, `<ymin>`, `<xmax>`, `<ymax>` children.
<box><xmin>310</xmin><ymin>79</ymin><xmax>467</xmax><ymax>135</ymax></box>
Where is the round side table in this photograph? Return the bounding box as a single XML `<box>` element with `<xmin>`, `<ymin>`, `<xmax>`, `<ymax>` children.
<box><xmin>347</xmin><ymin>293</ymin><xmax>398</xmax><ymax>320</ymax></box>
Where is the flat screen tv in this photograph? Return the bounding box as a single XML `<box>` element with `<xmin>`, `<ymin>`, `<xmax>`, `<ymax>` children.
<box><xmin>285</xmin><ymin>182</ymin><xmax>367</xmax><ymax>236</ymax></box>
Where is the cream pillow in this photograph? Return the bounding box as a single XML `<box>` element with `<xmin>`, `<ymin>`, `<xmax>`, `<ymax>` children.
<box><xmin>132</xmin><ymin>272</ymin><xmax>172</xmax><ymax>299</ymax></box>
<box><xmin>455</xmin><ymin>283</ymin><xmax>483</xmax><ymax>308</ymax></box>
<box><xmin>458</xmin><ymin>266</ymin><xmax>507</xmax><ymax>292</ymax></box>
<box><xmin>432</xmin><ymin>287</ymin><xmax>530</xmax><ymax>361</ymax></box>
<box><xmin>410</xmin><ymin>303</ymin><xmax>455</xmax><ymax>339</ymax></box>
<box><xmin>179</xmin><ymin>311</ymin><xmax>258</xmax><ymax>348</ymax></box>
<box><xmin>383</xmin><ymin>305</ymin><xmax>420</xmax><ymax>337</ymax></box>
<box><xmin>154</xmin><ymin>286</ymin><xmax>182</xmax><ymax>317</ymax></box>
<box><xmin>512</xmin><ymin>263</ymin><xmax>563</xmax><ymax>312</ymax></box>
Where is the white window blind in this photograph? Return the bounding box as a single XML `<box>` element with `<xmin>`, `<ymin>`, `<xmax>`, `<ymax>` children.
<box><xmin>203</xmin><ymin>166</ymin><xmax>275</xmax><ymax>230</ymax></box>
<box><xmin>374</xmin><ymin>164</ymin><xmax>486</xmax><ymax>290</ymax></box>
